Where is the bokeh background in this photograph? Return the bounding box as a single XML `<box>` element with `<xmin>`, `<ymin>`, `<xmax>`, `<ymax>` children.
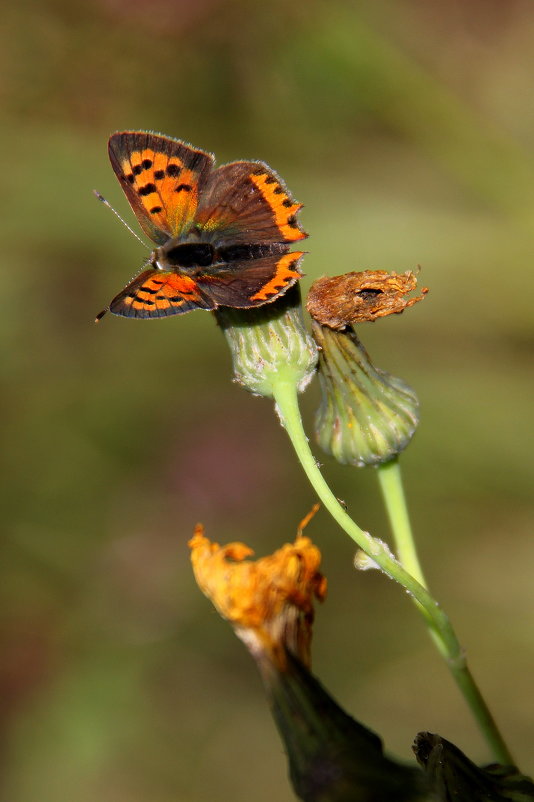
<box><xmin>2</xmin><ymin>0</ymin><xmax>534</xmax><ymax>799</ymax></box>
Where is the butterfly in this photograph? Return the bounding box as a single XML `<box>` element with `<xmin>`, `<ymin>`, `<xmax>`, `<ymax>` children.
<box><xmin>97</xmin><ymin>131</ymin><xmax>307</xmax><ymax>320</ymax></box>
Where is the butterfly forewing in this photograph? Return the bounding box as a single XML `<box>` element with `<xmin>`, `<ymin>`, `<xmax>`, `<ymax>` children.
<box><xmin>195</xmin><ymin>162</ymin><xmax>307</xmax><ymax>246</ymax></box>
<box><xmin>108</xmin><ymin>132</ymin><xmax>215</xmax><ymax>244</ymax></box>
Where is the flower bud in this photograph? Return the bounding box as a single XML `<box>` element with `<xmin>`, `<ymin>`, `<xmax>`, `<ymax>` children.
<box><xmin>312</xmin><ymin>321</ymin><xmax>419</xmax><ymax>467</ymax></box>
<box><xmin>215</xmin><ymin>285</ymin><xmax>318</xmax><ymax>398</ymax></box>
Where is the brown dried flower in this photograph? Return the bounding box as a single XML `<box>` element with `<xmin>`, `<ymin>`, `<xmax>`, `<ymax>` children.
<box><xmin>188</xmin><ymin>506</ymin><xmax>326</xmax><ymax>671</ymax></box>
<box><xmin>307</xmin><ymin>269</ymin><xmax>428</xmax><ymax>329</ymax></box>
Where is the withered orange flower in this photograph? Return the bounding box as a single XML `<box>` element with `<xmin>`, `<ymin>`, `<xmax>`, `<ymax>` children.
<box><xmin>307</xmin><ymin>269</ymin><xmax>428</xmax><ymax>329</ymax></box>
<box><xmin>188</xmin><ymin>506</ymin><xmax>326</xmax><ymax>671</ymax></box>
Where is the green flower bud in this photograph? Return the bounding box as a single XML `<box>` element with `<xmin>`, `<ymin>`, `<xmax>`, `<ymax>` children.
<box><xmin>312</xmin><ymin>321</ymin><xmax>419</xmax><ymax>466</ymax></box>
<box><xmin>215</xmin><ymin>286</ymin><xmax>318</xmax><ymax>399</ymax></box>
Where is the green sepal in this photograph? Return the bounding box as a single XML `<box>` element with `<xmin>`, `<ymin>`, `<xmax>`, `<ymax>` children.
<box><xmin>313</xmin><ymin>322</ymin><xmax>419</xmax><ymax>467</ymax></box>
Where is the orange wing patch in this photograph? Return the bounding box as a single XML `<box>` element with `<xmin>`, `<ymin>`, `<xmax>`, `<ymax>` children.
<box><xmin>249</xmin><ymin>252</ymin><xmax>304</xmax><ymax>302</ymax></box>
<box><xmin>109</xmin><ymin>269</ymin><xmax>213</xmax><ymax>318</ymax></box>
<box><xmin>126</xmin><ymin>272</ymin><xmax>200</xmax><ymax>312</ymax></box>
<box><xmin>120</xmin><ymin>149</ymin><xmax>200</xmax><ymax>237</ymax></box>
<box><xmin>250</xmin><ymin>173</ymin><xmax>306</xmax><ymax>242</ymax></box>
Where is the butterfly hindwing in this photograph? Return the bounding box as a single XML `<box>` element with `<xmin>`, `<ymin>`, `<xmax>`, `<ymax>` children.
<box><xmin>194</xmin><ymin>251</ymin><xmax>305</xmax><ymax>308</ymax></box>
<box><xmin>108</xmin><ymin>132</ymin><xmax>215</xmax><ymax>245</ymax></box>
<box><xmin>108</xmin><ymin>268</ymin><xmax>214</xmax><ymax>319</ymax></box>
<box><xmin>195</xmin><ymin>161</ymin><xmax>307</xmax><ymax>246</ymax></box>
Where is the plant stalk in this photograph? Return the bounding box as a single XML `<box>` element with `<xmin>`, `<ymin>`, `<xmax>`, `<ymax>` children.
<box><xmin>375</xmin><ymin>458</ymin><xmax>427</xmax><ymax>587</ymax></box>
<box><xmin>273</xmin><ymin>378</ymin><xmax>514</xmax><ymax>766</ymax></box>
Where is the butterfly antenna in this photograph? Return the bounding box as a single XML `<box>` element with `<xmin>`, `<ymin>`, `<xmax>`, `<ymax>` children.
<box><xmin>93</xmin><ymin>190</ymin><xmax>150</xmax><ymax>250</ymax></box>
<box><xmin>94</xmin><ymin>308</ymin><xmax>107</xmax><ymax>324</ymax></box>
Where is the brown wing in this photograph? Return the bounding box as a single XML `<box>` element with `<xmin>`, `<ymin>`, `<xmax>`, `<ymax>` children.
<box><xmin>195</xmin><ymin>251</ymin><xmax>305</xmax><ymax>308</ymax></box>
<box><xmin>194</xmin><ymin>161</ymin><xmax>307</xmax><ymax>246</ymax></box>
<box><xmin>108</xmin><ymin>132</ymin><xmax>215</xmax><ymax>245</ymax></box>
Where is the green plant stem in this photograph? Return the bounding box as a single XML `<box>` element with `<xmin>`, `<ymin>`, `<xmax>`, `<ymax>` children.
<box><xmin>273</xmin><ymin>378</ymin><xmax>514</xmax><ymax>766</ymax></box>
<box><xmin>375</xmin><ymin>457</ymin><xmax>446</xmax><ymax>652</ymax></box>
<box><xmin>376</xmin><ymin>458</ymin><xmax>427</xmax><ymax>586</ymax></box>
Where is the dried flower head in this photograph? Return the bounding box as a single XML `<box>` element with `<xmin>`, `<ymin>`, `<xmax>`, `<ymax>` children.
<box><xmin>189</xmin><ymin>506</ymin><xmax>326</xmax><ymax>672</ymax></box>
<box><xmin>307</xmin><ymin>269</ymin><xmax>428</xmax><ymax>330</ymax></box>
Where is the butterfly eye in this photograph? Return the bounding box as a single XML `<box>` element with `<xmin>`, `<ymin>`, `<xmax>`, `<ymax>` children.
<box><xmin>164</xmin><ymin>243</ymin><xmax>215</xmax><ymax>268</ymax></box>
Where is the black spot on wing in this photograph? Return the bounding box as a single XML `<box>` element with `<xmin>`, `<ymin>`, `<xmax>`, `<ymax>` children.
<box><xmin>138</xmin><ymin>183</ymin><xmax>157</xmax><ymax>196</ymax></box>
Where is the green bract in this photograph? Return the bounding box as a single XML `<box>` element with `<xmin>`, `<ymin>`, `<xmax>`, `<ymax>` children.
<box><xmin>215</xmin><ymin>286</ymin><xmax>318</xmax><ymax>399</ymax></box>
<box><xmin>312</xmin><ymin>321</ymin><xmax>419</xmax><ymax>466</ymax></box>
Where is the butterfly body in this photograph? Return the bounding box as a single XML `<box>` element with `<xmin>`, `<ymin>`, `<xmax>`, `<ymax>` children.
<box><xmin>100</xmin><ymin>131</ymin><xmax>307</xmax><ymax>320</ymax></box>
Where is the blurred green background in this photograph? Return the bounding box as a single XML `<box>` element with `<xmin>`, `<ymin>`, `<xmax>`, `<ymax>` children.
<box><xmin>2</xmin><ymin>0</ymin><xmax>533</xmax><ymax>799</ymax></box>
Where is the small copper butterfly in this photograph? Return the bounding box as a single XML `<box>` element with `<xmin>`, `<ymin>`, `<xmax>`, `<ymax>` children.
<box><xmin>97</xmin><ymin>131</ymin><xmax>307</xmax><ymax>320</ymax></box>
